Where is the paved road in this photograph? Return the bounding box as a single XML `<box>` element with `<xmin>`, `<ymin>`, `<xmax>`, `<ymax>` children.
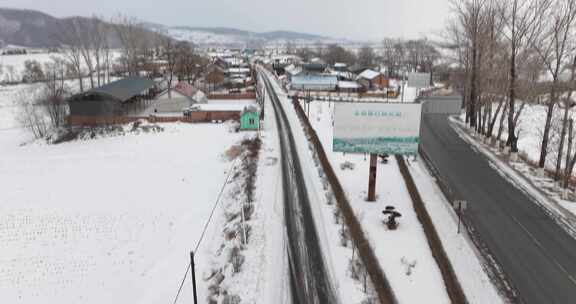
<box><xmin>261</xmin><ymin>70</ymin><xmax>338</xmax><ymax>304</ymax></box>
<box><xmin>421</xmin><ymin>100</ymin><xmax>576</xmax><ymax>304</ymax></box>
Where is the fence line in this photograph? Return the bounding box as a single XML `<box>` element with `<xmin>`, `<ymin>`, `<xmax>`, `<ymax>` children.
<box><xmin>290</xmin><ymin>96</ymin><xmax>397</xmax><ymax>304</ymax></box>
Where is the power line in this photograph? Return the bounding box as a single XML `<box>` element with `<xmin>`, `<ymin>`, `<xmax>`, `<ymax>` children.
<box><xmin>194</xmin><ymin>156</ymin><xmax>239</xmax><ymax>253</ymax></box>
<box><xmin>172</xmin><ymin>263</ymin><xmax>191</xmax><ymax>304</ymax></box>
<box><xmin>172</xmin><ymin>156</ymin><xmax>239</xmax><ymax>304</ymax></box>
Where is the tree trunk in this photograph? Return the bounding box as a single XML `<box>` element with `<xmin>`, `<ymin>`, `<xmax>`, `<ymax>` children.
<box><xmin>469</xmin><ymin>46</ymin><xmax>478</xmax><ymax>128</ymax></box>
<box><xmin>555</xmin><ymin>101</ymin><xmax>569</xmax><ymax>180</ymax></box>
<box><xmin>564</xmin><ymin>119</ymin><xmax>574</xmax><ymax>188</ymax></box>
<box><xmin>498</xmin><ymin>100</ymin><xmax>509</xmax><ymax>142</ymax></box>
<box><xmin>488</xmin><ymin>97</ymin><xmax>505</xmax><ymax>137</ymax></box>
<box><xmin>540</xmin><ymin>84</ymin><xmax>558</xmax><ymax>168</ymax></box>
<box><xmin>507</xmin><ymin>44</ymin><xmax>518</xmax><ymax>152</ymax></box>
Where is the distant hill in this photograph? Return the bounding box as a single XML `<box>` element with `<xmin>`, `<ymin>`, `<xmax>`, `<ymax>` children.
<box><xmin>140</xmin><ymin>24</ymin><xmax>338</xmax><ymax>47</ymax></box>
<box><xmin>0</xmin><ymin>8</ymin><xmax>65</xmax><ymax>47</ymax></box>
<box><xmin>0</xmin><ymin>8</ymin><xmax>341</xmax><ymax>49</ymax></box>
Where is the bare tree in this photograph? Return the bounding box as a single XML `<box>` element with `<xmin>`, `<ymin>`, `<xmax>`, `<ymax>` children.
<box><xmin>112</xmin><ymin>15</ymin><xmax>151</xmax><ymax>77</ymax></box>
<box><xmin>450</xmin><ymin>0</ymin><xmax>486</xmax><ymax>129</ymax></box>
<box><xmin>357</xmin><ymin>46</ymin><xmax>376</xmax><ymax>68</ymax></box>
<box><xmin>176</xmin><ymin>42</ymin><xmax>206</xmax><ymax>84</ymax></box>
<box><xmin>6</xmin><ymin>65</ymin><xmax>16</xmax><ymax>83</ymax></box>
<box><xmin>499</xmin><ymin>0</ymin><xmax>550</xmax><ymax>152</ymax></box>
<box><xmin>324</xmin><ymin>44</ymin><xmax>356</xmax><ymax>66</ymax></box>
<box><xmin>41</xmin><ymin>57</ymin><xmax>69</xmax><ymax>128</ymax></box>
<box><xmin>18</xmin><ymin>91</ymin><xmax>49</xmax><ymax>139</ymax></box>
<box><xmin>57</xmin><ymin>20</ymin><xmax>85</xmax><ymax>92</ymax></box>
<box><xmin>160</xmin><ymin>34</ymin><xmax>178</xmax><ymax>96</ymax></box>
<box><xmin>22</xmin><ymin>60</ymin><xmax>44</xmax><ymax>83</ymax></box>
<box><xmin>528</xmin><ymin>0</ymin><xmax>576</xmax><ymax>171</ymax></box>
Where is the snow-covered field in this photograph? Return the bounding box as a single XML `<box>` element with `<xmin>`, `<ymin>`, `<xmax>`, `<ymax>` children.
<box><xmin>0</xmin><ymin>53</ymin><xmax>65</xmax><ymax>82</ymax></box>
<box><xmin>0</xmin><ymin>122</ymin><xmax>248</xmax><ymax>304</ymax></box>
<box><xmin>0</xmin><ymin>51</ymin><xmax>122</xmax><ymax>83</ymax></box>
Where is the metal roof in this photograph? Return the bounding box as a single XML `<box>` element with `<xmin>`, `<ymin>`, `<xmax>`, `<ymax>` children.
<box><xmin>85</xmin><ymin>77</ymin><xmax>155</xmax><ymax>102</ymax></box>
<box><xmin>291</xmin><ymin>75</ymin><xmax>338</xmax><ymax>89</ymax></box>
<box><xmin>357</xmin><ymin>69</ymin><xmax>382</xmax><ymax>80</ymax></box>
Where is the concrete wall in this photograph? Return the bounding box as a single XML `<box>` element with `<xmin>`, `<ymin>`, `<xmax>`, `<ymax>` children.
<box><xmin>421</xmin><ymin>97</ymin><xmax>462</xmax><ymax>115</ymax></box>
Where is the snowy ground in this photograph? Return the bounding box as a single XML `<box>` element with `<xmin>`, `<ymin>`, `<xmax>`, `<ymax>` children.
<box><xmin>460</xmin><ymin>102</ymin><xmax>576</xmax><ymax>168</ymax></box>
<box><xmin>0</xmin><ymin>83</ymin><xmax>43</xmax><ymax>129</ymax></box>
<box><xmin>0</xmin><ymin>122</ymin><xmax>250</xmax><ymax>304</ymax></box>
<box><xmin>191</xmin><ymin>85</ymin><xmax>289</xmax><ymax>304</ymax></box>
<box><xmin>300</xmin><ymin>99</ymin><xmax>503</xmax><ymax>303</ymax></box>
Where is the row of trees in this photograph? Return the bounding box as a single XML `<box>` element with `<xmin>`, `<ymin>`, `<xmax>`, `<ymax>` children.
<box><xmin>448</xmin><ymin>0</ymin><xmax>576</xmax><ymax>186</ymax></box>
<box><xmin>288</xmin><ymin>39</ymin><xmax>440</xmax><ymax>80</ymax></box>
<box><xmin>54</xmin><ymin>16</ymin><xmax>206</xmax><ymax>93</ymax></box>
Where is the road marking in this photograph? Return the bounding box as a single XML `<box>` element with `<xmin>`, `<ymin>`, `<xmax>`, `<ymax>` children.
<box><xmin>511</xmin><ymin>215</ymin><xmax>576</xmax><ymax>287</ymax></box>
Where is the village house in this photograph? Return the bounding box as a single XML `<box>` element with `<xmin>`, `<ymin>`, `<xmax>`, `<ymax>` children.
<box><xmin>302</xmin><ymin>62</ymin><xmax>328</xmax><ymax>75</ymax></box>
<box><xmin>291</xmin><ymin>74</ymin><xmax>338</xmax><ymax>91</ymax></box>
<box><xmin>284</xmin><ymin>64</ymin><xmax>303</xmax><ymax>82</ymax></box>
<box><xmin>152</xmin><ymin>82</ymin><xmax>205</xmax><ymax>114</ymax></box>
<box><xmin>356</xmin><ymin>69</ymin><xmax>389</xmax><ymax>90</ymax></box>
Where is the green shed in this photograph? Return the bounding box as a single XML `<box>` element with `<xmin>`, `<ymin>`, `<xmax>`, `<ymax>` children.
<box><xmin>240</xmin><ymin>106</ymin><xmax>260</xmax><ymax>130</ymax></box>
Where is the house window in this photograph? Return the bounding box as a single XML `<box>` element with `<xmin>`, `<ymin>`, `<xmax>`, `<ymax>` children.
<box><xmin>249</xmin><ymin>118</ymin><xmax>255</xmax><ymax>125</ymax></box>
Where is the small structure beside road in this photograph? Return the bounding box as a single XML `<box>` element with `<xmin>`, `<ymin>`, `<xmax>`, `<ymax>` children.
<box><xmin>240</xmin><ymin>106</ymin><xmax>260</xmax><ymax>131</ymax></box>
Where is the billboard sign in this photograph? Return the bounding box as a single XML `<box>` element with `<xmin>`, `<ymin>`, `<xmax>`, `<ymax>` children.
<box><xmin>333</xmin><ymin>103</ymin><xmax>422</xmax><ymax>155</ymax></box>
<box><xmin>408</xmin><ymin>73</ymin><xmax>431</xmax><ymax>88</ymax></box>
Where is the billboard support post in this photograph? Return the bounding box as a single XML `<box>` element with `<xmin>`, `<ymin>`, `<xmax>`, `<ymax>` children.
<box><xmin>367</xmin><ymin>154</ymin><xmax>378</xmax><ymax>201</ymax></box>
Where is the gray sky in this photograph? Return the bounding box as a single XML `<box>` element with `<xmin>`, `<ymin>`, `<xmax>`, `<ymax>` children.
<box><xmin>0</xmin><ymin>0</ymin><xmax>451</xmax><ymax>41</ymax></box>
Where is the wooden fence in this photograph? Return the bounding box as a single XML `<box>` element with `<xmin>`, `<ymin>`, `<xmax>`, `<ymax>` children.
<box><xmin>68</xmin><ymin>111</ymin><xmax>241</xmax><ymax>126</ymax></box>
<box><xmin>207</xmin><ymin>93</ymin><xmax>256</xmax><ymax>100</ymax></box>
<box><xmin>291</xmin><ymin>97</ymin><xmax>397</xmax><ymax>304</ymax></box>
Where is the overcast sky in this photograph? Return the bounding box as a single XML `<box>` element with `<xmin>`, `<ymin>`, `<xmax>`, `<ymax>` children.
<box><xmin>0</xmin><ymin>0</ymin><xmax>451</xmax><ymax>41</ymax></box>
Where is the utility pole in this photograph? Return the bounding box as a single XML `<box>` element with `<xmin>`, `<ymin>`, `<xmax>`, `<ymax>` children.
<box><xmin>190</xmin><ymin>251</ymin><xmax>198</xmax><ymax>304</ymax></box>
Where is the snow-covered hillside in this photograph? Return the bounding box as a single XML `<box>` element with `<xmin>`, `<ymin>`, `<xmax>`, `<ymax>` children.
<box><xmin>147</xmin><ymin>25</ymin><xmax>342</xmax><ymax>47</ymax></box>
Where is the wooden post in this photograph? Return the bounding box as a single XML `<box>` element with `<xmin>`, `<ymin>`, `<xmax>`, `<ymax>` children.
<box><xmin>190</xmin><ymin>251</ymin><xmax>198</xmax><ymax>304</ymax></box>
<box><xmin>367</xmin><ymin>154</ymin><xmax>378</xmax><ymax>201</ymax></box>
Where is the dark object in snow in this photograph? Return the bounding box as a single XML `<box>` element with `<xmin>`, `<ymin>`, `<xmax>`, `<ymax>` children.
<box><xmin>379</xmin><ymin>154</ymin><xmax>390</xmax><ymax>164</ymax></box>
<box><xmin>340</xmin><ymin>161</ymin><xmax>355</xmax><ymax>170</ymax></box>
<box><xmin>382</xmin><ymin>206</ymin><xmax>402</xmax><ymax>230</ymax></box>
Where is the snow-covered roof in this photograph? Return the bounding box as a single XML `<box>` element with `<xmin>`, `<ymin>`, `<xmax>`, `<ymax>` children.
<box><xmin>192</xmin><ymin>102</ymin><xmax>257</xmax><ymax>112</ymax></box>
<box><xmin>174</xmin><ymin>82</ymin><xmax>196</xmax><ymax>97</ymax></box>
<box><xmin>284</xmin><ymin>64</ymin><xmax>303</xmax><ymax>76</ymax></box>
<box><xmin>227</xmin><ymin>68</ymin><xmax>251</xmax><ymax>74</ymax></box>
<box><xmin>357</xmin><ymin>69</ymin><xmax>382</xmax><ymax>80</ymax></box>
<box><xmin>328</xmin><ymin>70</ymin><xmax>355</xmax><ymax>80</ymax></box>
<box><xmin>292</xmin><ymin>75</ymin><xmax>338</xmax><ymax>87</ymax></box>
<box><xmin>334</xmin><ymin>62</ymin><xmax>347</xmax><ymax>68</ymax></box>
<box><xmin>338</xmin><ymin>81</ymin><xmax>362</xmax><ymax>89</ymax></box>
